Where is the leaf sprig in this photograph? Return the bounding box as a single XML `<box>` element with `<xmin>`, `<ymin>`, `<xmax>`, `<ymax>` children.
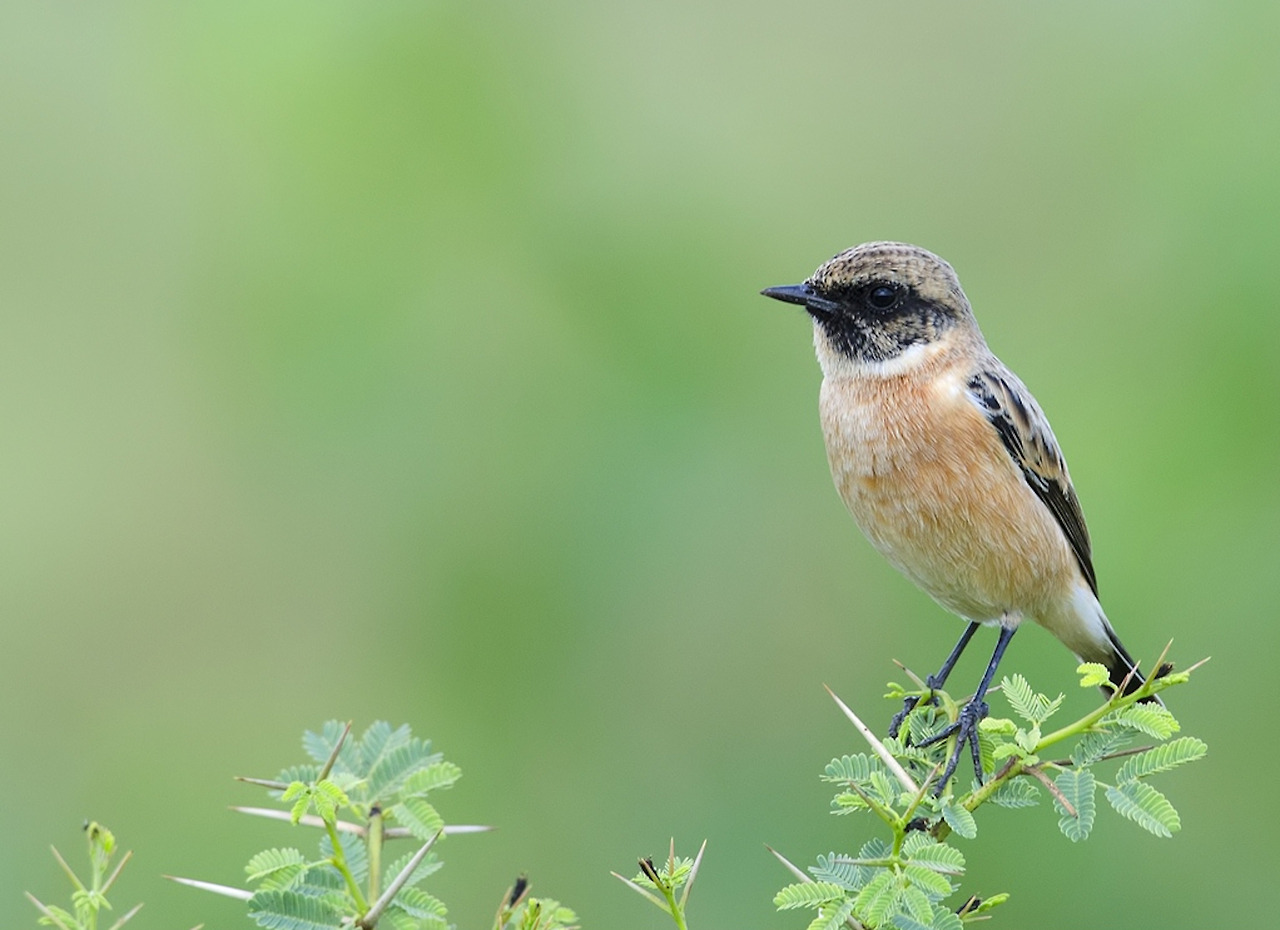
<box><xmin>771</xmin><ymin>655</ymin><xmax>1206</xmax><ymax>928</ymax></box>
<box><xmin>171</xmin><ymin>720</ymin><xmax>477</xmax><ymax>930</ymax></box>
<box><xmin>613</xmin><ymin>839</ymin><xmax>707</xmax><ymax>930</ymax></box>
<box><xmin>25</xmin><ymin>823</ymin><xmax>151</xmax><ymax>930</ymax></box>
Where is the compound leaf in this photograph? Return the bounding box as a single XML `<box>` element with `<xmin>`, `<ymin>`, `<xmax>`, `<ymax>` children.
<box><xmin>1077</xmin><ymin>663</ymin><xmax>1110</xmax><ymax>689</ymax></box>
<box><xmin>810</xmin><ymin>854</ymin><xmax>869</xmax><ymax>892</ymax></box>
<box><xmin>941</xmin><ymin>801</ymin><xmax>977</xmax><ymax>840</ymax></box>
<box><xmin>903</xmin><ymin>839</ymin><xmax>965</xmax><ymax>876</ymax></box>
<box><xmin>401</xmin><ymin>761</ymin><xmax>463</xmax><ymax>797</ymax></box>
<box><xmin>988</xmin><ymin>777</ymin><xmax>1041</xmax><ymax>809</ymax></box>
<box><xmin>247</xmin><ymin>889</ymin><xmax>343</xmax><ymax>930</ymax></box>
<box><xmin>1115</xmin><ymin>738</ymin><xmax>1207</xmax><ymax>783</ymax></box>
<box><xmin>807</xmin><ymin>897</ymin><xmax>855</xmax><ymax>930</ymax></box>
<box><xmin>1105</xmin><ymin>781</ymin><xmax>1180</xmax><ymax>837</ymax></box>
<box><xmin>1053</xmin><ymin>769</ymin><xmax>1096</xmax><ymax>842</ymax></box>
<box><xmin>1107</xmin><ymin>705</ymin><xmax>1179</xmax><ymax>740</ymax></box>
<box><xmin>1071</xmin><ymin>728</ymin><xmax>1132</xmax><ymax>767</ymax></box>
<box><xmin>246</xmin><ymin>848</ymin><xmax>308</xmax><ymax>889</ymax></box>
<box><xmin>903</xmin><ymin>864</ymin><xmax>953</xmax><ymax>901</ymax></box>
<box><xmin>774</xmin><ymin>881</ymin><xmax>846</xmax><ymax>910</ymax></box>
<box><xmin>390</xmin><ymin>798</ymin><xmax>444</xmax><ymax>843</ymax></box>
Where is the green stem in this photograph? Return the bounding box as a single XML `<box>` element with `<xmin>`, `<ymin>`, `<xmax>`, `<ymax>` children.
<box><xmin>325</xmin><ymin>821</ymin><xmax>369</xmax><ymax>913</ymax></box>
<box><xmin>964</xmin><ymin>758</ymin><xmax>1023</xmax><ymax>811</ymax></box>
<box><xmin>1035</xmin><ymin>691</ymin><xmax>1132</xmax><ymax>753</ymax></box>
<box><xmin>87</xmin><ymin>832</ymin><xmax>105</xmax><ymax>930</ymax></box>
<box><xmin>367</xmin><ymin>807</ymin><xmax>384</xmax><ymax>905</ymax></box>
<box><xmin>932</xmin><ymin>758</ymin><xmax>1022</xmax><ymax>842</ymax></box>
<box><xmin>659</xmin><ymin>884</ymin><xmax>689</xmax><ymax>930</ymax></box>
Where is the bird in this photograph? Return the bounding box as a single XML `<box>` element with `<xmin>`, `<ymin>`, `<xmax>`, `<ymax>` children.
<box><xmin>761</xmin><ymin>241</ymin><xmax>1154</xmax><ymax>789</ymax></box>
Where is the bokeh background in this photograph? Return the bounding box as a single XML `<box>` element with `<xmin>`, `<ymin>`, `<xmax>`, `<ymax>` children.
<box><xmin>3</xmin><ymin>2</ymin><xmax>1277</xmax><ymax>928</ymax></box>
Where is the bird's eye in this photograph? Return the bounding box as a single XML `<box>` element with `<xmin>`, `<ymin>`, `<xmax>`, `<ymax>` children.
<box><xmin>866</xmin><ymin>284</ymin><xmax>900</xmax><ymax>311</ymax></box>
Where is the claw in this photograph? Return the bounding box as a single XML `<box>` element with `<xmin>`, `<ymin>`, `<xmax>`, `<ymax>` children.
<box><xmin>888</xmin><ymin>623</ymin><xmax>980</xmax><ymax>743</ymax></box>
<box><xmin>920</xmin><ymin>699</ymin><xmax>990</xmax><ymax>794</ymax></box>
<box><xmin>888</xmin><ymin>695</ymin><xmax>920</xmax><ymax>740</ymax></box>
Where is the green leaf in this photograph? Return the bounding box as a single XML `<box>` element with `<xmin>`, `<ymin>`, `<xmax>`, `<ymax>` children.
<box><xmin>903</xmin><ymin>864</ymin><xmax>953</xmax><ymax>901</ymax></box>
<box><xmin>899</xmin><ymin>832</ymin><xmax>933</xmax><ymax>857</ymax></box>
<box><xmin>893</xmin><ymin>906</ymin><xmax>964</xmax><ymax>930</ymax></box>
<box><xmin>1115</xmin><ymin>737</ymin><xmax>1207</xmax><ymax>783</ymax></box>
<box><xmin>991</xmin><ymin>742</ymin><xmax>1025</xmax><ymax>761</ymax></box>
<box><xmin>906</xmin><ymin>707</ymin><xmax>948</xmax><ymax>747</ymax></box>
<box><xmin>1053</xmin><ymin>769</ymin><xmax>1097</xmax><ymax>842</ymax></box>
<box><xmin>356</xmin><ymin>722</ymin><xmax>413</xmax><ymax>772</ymax></box>
<box><xmin>978</xmin><ymin>716</ymin><xmax>1017</xmax><ymax>736</ymax></box>
<box><xmin>928</xmin><ymin>904</ymin><xmax>965</xmax><ymax>930</ymax></box>
<box><xmin>246</xmin><ymin>848</ymin><xmax>309</xmax><ymax>889</ymax></box>
<box><xmin>271</xmin><ymin>765</ymin><xmax>319</xmax><ymax>793</ymax></box>
<box><xmin>366</xmin><ymin>741</ymin><xmax>444</xmax><ymax>804</ymax></box>
<box><xmin>1070</xmin><ymin>728</ymin><xmax>1132</xmax><ymax>767</ymax></box>
<box><xmin>809</xmin><ymin>854</ymin><xmax>869</xmax><ymax>892</ymax></box>
<box><xmin>317</xmin><ymin>780</ymin><xmax>350</xmax><ymax>808</ymax></box>
<box><xmin>35</xmin><ymin>903</ymin><xmax>78</xmax><ymax>929</ymax></box>
<box><xmin>548</xmin><ymin>904</ymin><xmax>579</xmax><ymax>926</ymax></box>
<box><xmin>903</xmin><ymin>839</ymin><xmax>965</xmax><ymax>875</ymax></box>
<box><xmin>1001</xmin><ymin>674</ymin><xmax>1037</xmax><ymax>722</ymax></box>
<box><xmin>513</xmin><ymin>898</ymin><xmax>577</xmax><ymax>930</ymax></box>
<box><xmin>1001</xmin><ymin>675</ymin><xmax>1063</xmax><ymax>725</ymax></box>
<box><xmin>401</xmin><ymin>761</ymin><xmax>463</xmax><ymax>797</ymax></box>
<box><xmin>968</xmin><ymin>892</ymin><xmax>1010</xmax><ymax>914</ymax></box>
<box><xmin>297</xmin><ymin>865</ymin><xmax>344</xmax><ymax>893</ymax></box>
<box><xmin>823</xmin><ymin>754</ymin><xmax>874</xmax><ymax>783</ymax></box>
<box><xmin>853</xmin><ymin>870</ymin><xmax>899</xmax><ymax>928</ymax></box>
<box><xmin>390</xmin><ymin>886</ymin><xmax>447</xmax><ymax>923</ymax></box>
<box><xmin>806</xmin><ymin>898</ymin><xmax>855</xmax><ymax>930</ymax></box>
<box><xmin>775</xmin><ymin>881</ymin><xmax>846</xmax><ymax>910</ymax></box>
<box><xmin>859</xmin><ymin>837</ymin><xmax>892</xmax><ymax>860</ymax></box>
<box><xmin>289</xmin><ymin>793</ymin><xmax>310</xmax><ymax>826</ymax></box>
<box><xmin>310</xmin><ymin>788</ymin><xmax>336</xmax><ymax>824</ymax></box>
<box><xmin>863</xmin><ymin>770</ymin><xmax>895</xmax><ymax>808</ymax></box>
<box><xmin>1107</xmin><ymin>705</ymin><xmax>1179</xmax><ymax>740</ymax></box>
<box><xmin>1105</xmin><ymin>781</ymin><xmax>1181</xmax><ymax>837</ymax></box>
<box><xmin>1077</xmin><ymin>663</ymin><xmax>1111</xmax><ymax>689</ymax></box>
<box><xmin>1015</xmin><ymin>725</ymin><xmax>1041</xmax><ymax>753</ymax></box>
<box><xmin>988</xmin><ymin>776</ymin><xmax>1041</xmax><ymax>809</ymax></box>
<box><xmin>302</xmin><ymin>722</ymin><xmax>360</xmax><ymax>774</ymax></box>
<box><xmin>382</xmin><ymin>850</ymin><xmax>443</xmax><ymax>892</ymax></box>
<box><xmin>247</xmin><ymin>889</ymin><xmax>344</xmax><ymax>930</ymax></box>
<box><xmin>391</xmin><ymin>798</ymin><xmax>444</xmax><ymax>842</ymax></box>
<box><xmin>382</xmin><ymin>911</ymin><xmax>418</xmax><ymax>930</ymax></box>
<box><xmin>833</xmin><ymin>792</ymin><xmax>871</xmax><ymax>813</ymax></box>
<box><xmin>899</xmin><ymin>885</ymin><xmax>934</xmax><ymax>925</ymax></box>
<box><xmin>940</xmin><ymin>801</ymin><xmax>977</xmax><ymax>839</ymax></box>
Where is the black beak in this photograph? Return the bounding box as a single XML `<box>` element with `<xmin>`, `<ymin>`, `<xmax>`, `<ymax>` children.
<box><xmin>761</xmin><ymin>283</ymin><xmax>840</xmax><ymax>316</ymax></box>
<box><xmin>760</xmin><ymin>284</ymin><xmax>813</xmax><ymax>306</ymax></box>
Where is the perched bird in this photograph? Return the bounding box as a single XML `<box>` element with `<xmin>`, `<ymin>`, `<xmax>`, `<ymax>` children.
<box><xmin>762</xmin><ymin>242</ymin><xmax>1152</xmax><ymax>787</ymax></box>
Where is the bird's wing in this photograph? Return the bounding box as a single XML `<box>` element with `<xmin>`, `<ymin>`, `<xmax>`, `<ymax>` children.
<box><xmin>965</xmin><ymin>366</ymin><xmax>1098</xmax><ymax>596</ymax></box>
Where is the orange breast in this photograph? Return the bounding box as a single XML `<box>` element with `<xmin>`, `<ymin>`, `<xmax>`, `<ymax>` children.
<box><xmin>819</xmin><ymin>363</ymin><xmax>1077</xmax><ymax>623</ymax></box>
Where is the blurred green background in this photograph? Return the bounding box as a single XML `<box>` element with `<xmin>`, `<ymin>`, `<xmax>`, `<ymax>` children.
<box><xmin>3</xmin><ymin>2</ymin><xmax>1277</xmax><ymax>928</ymax></box>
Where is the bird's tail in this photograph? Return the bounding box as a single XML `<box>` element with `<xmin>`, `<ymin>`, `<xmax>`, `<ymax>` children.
<box><xmin>1053</xmin><ymin>585</ymin><xmax>1167</xmax><ymax>705</ymax></box>
<box><xmin>1099</xmin><ymin>621</ymin><xmax>1166</xmax><ymax>706</ymax></box>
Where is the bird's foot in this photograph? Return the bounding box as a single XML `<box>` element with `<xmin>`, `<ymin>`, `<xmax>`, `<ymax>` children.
<box><xmin>918</xmin><ymin>698</ymin><xmax>989</xmax><ymax>795</ymax></box>
<box><xmin>888</xmin><ymin>695</ymin><xmax>921</xmax><ymax>740</ymax></box>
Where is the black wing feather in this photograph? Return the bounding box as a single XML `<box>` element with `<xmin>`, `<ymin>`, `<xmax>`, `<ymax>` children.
<box><xmin>966</xmin><ymin>369</ymin><xmax>1098</xmax><ymax>597</ymax></box>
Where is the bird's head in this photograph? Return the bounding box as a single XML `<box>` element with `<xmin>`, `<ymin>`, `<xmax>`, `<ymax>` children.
<box><xmin>762</xmin><ymin>241</ymin><xmax>979</xmax><ymax>375</ymax></box>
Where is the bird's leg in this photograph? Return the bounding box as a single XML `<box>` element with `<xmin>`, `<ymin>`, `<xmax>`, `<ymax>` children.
<box><xmin>890</xmin><ymin>621</ymin><xmax>980</xmax><ymax>739</ymax></box>
<box><xmin>919</xmin><ymin>624</ymin><xmax>1017</xmax><ymax>794</ymax></box>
